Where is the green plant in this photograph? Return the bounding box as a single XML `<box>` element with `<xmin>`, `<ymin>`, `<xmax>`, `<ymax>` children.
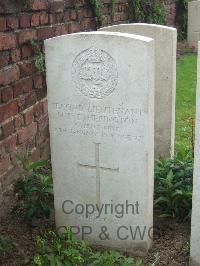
<box><xmin>29</xmin><ymin>40</ymin><xmax>45</xmax><ymax>73</ymax></box>
<box><xmin>89</xmin><ymin>0</ymin><xmax>104</xmax><ymax>27</ymax></box>
<box><xmin>0</xmin><ymin>235</ymin><xmax>13</xmax><ymax>256</ymax></box>
<box><xmin>15</xmin><ymin>154</ymin><xmax>53</xmax><ymax>227</ymax></box>
<box><xmin>154</xmin><ymin>154</ymin><xmax>193</xmax><ymax>221</ymax></box>
<box><xmin>176</xmin><ymin>0</ymin><xmax>191</xmax><ymax>40</ymax></box>
<box><xmin>129</xmin><ymin>0</ymin><xmax>167</xmax><ymax>25</ymax></box>
<box><xmin>32</xmin><ymin>227</ymin><xmax>141</xmax><ymax>265</ymax></box>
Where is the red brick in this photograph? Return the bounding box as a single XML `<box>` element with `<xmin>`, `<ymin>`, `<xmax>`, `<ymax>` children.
<box><xmin>0</xmin><ymin>65</ymin><xmax>20</xmax><ymax>86</ymax></box>
<box><xmin>81</xmin><ymin>18</ymin><xmax>96</xmax><ymax>31</ymax></box>
<box><xmin>68</xmin><ymin>22</ymin><xmax>80</xmax><ymax>33</ymax></box>
<box><xmin>25</xmin><ymin>91</ymin><xmax>37</xmax><ymax>108</ymax></box>
<box><xmin>0</xmin><ymin>166</ymin><xmax>18</xmax><ymax>190</ymax></box>
<box><xmin>55</xmin><ymin>13</ymin><xmax>64</xmax><ymax>23</ymax></box>
<box><xmin>120</xmin><ymin>12</ymin><xmax>129</xmax><ymax>21</ymax></box>
<box><xmin>104</xmin><ymin>15</ymin><xmax>111</xmax><ymax>26</ymax></box>
<box><xmin>23</xmin><ymin>107</ymin><xmax>34</xmax><ymax>125</ymax></box>
<box><xmin>26</xmin><ymin>136</ymin><xmax>36</xmax><ymax>151</ymax></box>
<box><xmin>0</xmin><ymin>51</ymin><xmax>9</xmax><ymax>68</ymax></box>
<box><xmin>65</xmin><ymin>0</ymin><xmax>74</xmax><ymax>8</ymax></box>
<box><xmin>38</xmin><ymin>113</ymin><xmax>48</xmax><ymax>131</ymax></box>
<box><xmin>102</xmin><ymin>6</ymin><xmax>110</xmax><ymax>15</ymax></box>
<box><xmin>7</xmin><ymin>16</ymin><xmax>19</xmax><ymax>30</ymax></box>
<box><xmin>15</xmin><ymin>114</ymin><xmax>24</xmax><ymax>130</ymax></box>
<box><xmin>19</xmin><ymin>60</ymin><xmax>33</xmax><ymax>77</ymax></box>
<box><xmin>35</xmin><ymin>87</ymin><xmax>47</xmax><ymax>101</ymax></box>
<box><xmin>49</xmin><ymin>14</ymin><xmax>56</xmax><ymax>24</ymax></box>
<box><xmin>2</xmin><ymin>120</ymin><xmax>15</xmax><ymax>138</ymax></box>
<box><xmin>0</xmin><ymin>17</ymin><xmax>6</xmax><ymax>31</ymax></box>
<box><xmin>0</xmin><ymin>140</ymin><xmax>6</xmax><ymax>157</ymax></box>
<box><xmin>33</xmin><ymin>74</ymin><xmax>43</xmax><ymax>89</ymax></box>
<box><xmin>17</xmin><ymin>122</ymin><xmax>37</xmax><ymax>144</ymax></box>
<box><xmin>20</xmin><ymin>14</ymin><xmax>30</xmax><ymax>28</ymax></box>
<box><xmin>0</xmin><ymin>33</ymin><xmax>16</xmax><ymax>51</ymax></box>
<box><xmin>4</xmin><ymin>134</ymin><xmax>17</xmax><ymax>153</ymax></box>
<box><xmin>31</xmin><ymin>0</ymin><xmax>48</xmax><ymax>10</ymax></box>
<box><xmin>36</xmin><ymin>125</ymin><xmax>49</xmax><ymax>145</ymax></box>
<box><xmin>77</xmin><ymin>9</ymin><xmax>84</xmax><ymax>20</ymax></box>
<box><xmin>31</xmin><ymin>13</ymin><xmax>40</xmax><ymax>26</ymax></box>
<box><xmin>113</xmin><ymin>13</ymin><xmax>121</xmax><ymax>22</ymax></box>
<box><xmin>37</xmin><ymin>26</ymin><xmax>55</xmax><ymax>40</ymax></box>
<box><xmin>18</xmin><ymin>30</ymin><xmax>37</xmax><ymax>44</ymax></box>
<box><xmin>70</xmin><ymin>10</ymin><xmax>77</xmax><ymax>20</ymax></box>
<box><xmin>1</xmin><ymin>86</ymin><xmax>13</xmax><ymax>103</ymax></box>
<box><xmin>29</xmin><ymin>147</ymin><xmax>40</xmax><ymax>162</ymax></box>
<box><xmin>40</xmin><ymin>139</ymin><xmax>50</xmax><ymax>160</ymax></box>
<box><xmin>0</xmin><ymin>101</ymin><xmax>18</xmax><ymax>123</ymax></box>
<box><xmin>13</xmin><ymin>77</ymin><xmax>33</xmax><ymax>97</ymax></box>
<box><xmin>40</xmin><ymin>12</ymin><xmax>48</xmax><ymax>25</ymax></box>
<box><xmin>84</xmin><ymin>9</ymin><xmax>93</xmax><ymax>18</ymax></box>
<box><xmin>11</xmin><ymin>49</ymin><xmax>21</xmax><ymax>62</ymax></box>
<box><xmin>49</xmin><ymin>1</ymin><xmax>64</xmax><ymax>13</ymax></box>
<box><xmin>64</xmin><ymin>11</ymin><xmax>70</xmax><ymax>21</ymax></box>
<box><xmin>18</xmin><ymin>94</ymin><xmax>26</xmax><ymax>112</ymax></box>
<box><xmin>0</xmin><ymin>154</ymin><xmax>11</xmax><ymax>176</ymax></box>
<box><xmin>13</xmin><ymin>144</ymin><xmax>26</xmax><ymax>161</ymax></box>
<box><xmin>54</xmin><ymin>24</ymin><xmax>68</xmax><ymax>36</ymax></box>
<box><xmin>21</xmin><ymin>45</ymin><xmax>32</xmax><ymax>59</ymax></box>
<box><xmin>42</xmin><ymin>98</ymin><xmax>48</xmax><ymax>114</ymax></box>
<box><xmin>33</xmin><ymin>101</ymin><xmax>43</xmax><ymax>120</ymax></box>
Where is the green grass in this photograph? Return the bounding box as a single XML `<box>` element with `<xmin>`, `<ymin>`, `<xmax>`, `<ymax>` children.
<box><xmin>176</xmin><ymin>54</ymin><xmax>197</xmax><ymax>154</ymax></box>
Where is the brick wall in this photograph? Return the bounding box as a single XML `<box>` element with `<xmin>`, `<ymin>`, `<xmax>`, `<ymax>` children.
<box><xmin>165</xmin><ymin>0</ymin><xmax>176</xmax><ymax>27</ymax></box>
<box><xmin>0</xmin><ymin>0</ymin><xmax>176</xmax><ymax>211</ymax></box>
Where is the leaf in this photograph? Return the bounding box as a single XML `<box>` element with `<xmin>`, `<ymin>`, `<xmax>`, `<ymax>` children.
<box><xmin>29</xmin><ymin>160</ymin><xmax>48</xmax><ymax>170</ymax></box>
<box><xmin>166</xmin><ymin>170</ymin><xmax>174</xmax><ymax>184</ymax></box>
<box><xmin>154</xmin><ymin>196</ymin><xmax>170</xmax><ymax>205</ymax></box>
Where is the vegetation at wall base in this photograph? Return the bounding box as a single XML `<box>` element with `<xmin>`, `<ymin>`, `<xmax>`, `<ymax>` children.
<box><xmin>176</xmin><ymin>0</ymin><xmax>191</xmax><ymax>40</ymax></box>
<box><xmin>29</xmin><ymin>40</ymin><xmax>46</xmax><ymax>73</ymax></box>
<box><xmin>89</xmin><ymin>0</ymin><xmax>104</xmax><ymax>27</ymax></box>
<box><xmin>128</xmin><ymin>0</ymin><xmax>167</xmax><ymax>25</ymax></box>
<box><xmin>14</xmin><ymin>154</ymin><xmax>53</xmax><ymax>227</ymax></box>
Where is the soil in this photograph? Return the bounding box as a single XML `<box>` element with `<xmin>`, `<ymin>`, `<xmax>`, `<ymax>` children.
<box><xmin>0</xmin><ymin>201</ymin><xmax>190</xmax><ymax>266</ymax></box>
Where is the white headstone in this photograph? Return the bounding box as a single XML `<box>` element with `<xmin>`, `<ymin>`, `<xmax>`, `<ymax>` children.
<box><xmin>99</xmin><ymin>23</ymin><xmax>177</xmax><ymax>159</ymax></box>
<box><xmin>45</xmin><ymin>31</ymin><xmax>155</xmax><ymax>255</ymax></box>
<box><xmin>188</xmin><ymin>1</ymin><xmax>200</xmax><ymax>47</ymax></box>
<box><xmin>190</xmin><ymin>41</ymin><xmax>200</xmax><ymax>266</ymax></box>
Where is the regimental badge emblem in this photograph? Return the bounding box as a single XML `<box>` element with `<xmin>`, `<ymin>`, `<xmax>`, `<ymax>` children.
<box><xmin>72</xmin><ymin>47</ymin><xmax>118</xmax><ymax>99</ymax></box>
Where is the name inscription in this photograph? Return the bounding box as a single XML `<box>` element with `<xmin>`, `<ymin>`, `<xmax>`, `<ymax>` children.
<box><xmin>52</xmin><ymin>102</ymin><xmax>145</xmax><ymax>142</ymax></box>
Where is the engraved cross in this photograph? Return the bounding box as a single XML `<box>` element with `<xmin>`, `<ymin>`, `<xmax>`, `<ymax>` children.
<box><xmin>78</xmin><ymin>143</ymin><xmax>119</xmax><ymax>206</ymax></box>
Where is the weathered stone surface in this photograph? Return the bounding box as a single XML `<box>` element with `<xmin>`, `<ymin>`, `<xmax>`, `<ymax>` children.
<box><xmin>190</xmin><ymin>41</ymin><xmax>200</xmax><ymax>266</ymax></box>
<box><xmin>45</xmin><ymin>31</ymin><xmax>155</xmax><ymax>254</ymax></box>
<box><xmin>99</xmin><ymin>23</ymin><xmax>177</xmax><ymax>159</ymax></box>
<box><xmin>188</xmin><ymin>1</ymin><xmax>200</xmax><ymax>47</ymax></box>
